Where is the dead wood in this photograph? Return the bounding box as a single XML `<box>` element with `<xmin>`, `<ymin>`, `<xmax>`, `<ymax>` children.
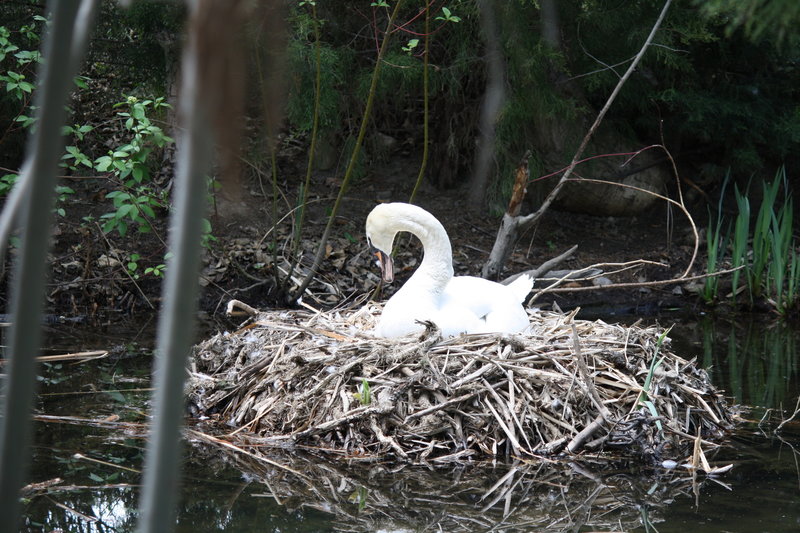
<box><xmin>481</xmin><ymin>0</ymin><xmax>674</xmax><ymax>280</ymax></box>
<box><xmin>187</xmin><ymin>302</ymin><xmax>738</xmax><ymax>465</ymax></box>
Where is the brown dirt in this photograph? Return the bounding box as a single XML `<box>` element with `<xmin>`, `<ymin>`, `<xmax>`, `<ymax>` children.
<box><xmin>38</xmin><ymin>154</ymin><xmax>707</xmax><ymax>319</ymax></box>
<box><xmin>290</xmin><ymin>156</ymin><xmax>706</xmax><ymax>317</ymax></box>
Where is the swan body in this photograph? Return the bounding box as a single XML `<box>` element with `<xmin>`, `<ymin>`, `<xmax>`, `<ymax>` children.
<box><xmin>365</xmin><ymin>202</ymin><xmax>533</xmax><ymax>338</ymax></box>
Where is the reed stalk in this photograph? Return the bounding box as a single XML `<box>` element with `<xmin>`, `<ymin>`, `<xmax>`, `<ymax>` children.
<box><xmin>703</xmin><ymin>213</ymin><xmax>726</xmax><ymax>303</ymax></box>
<box><xmin>703</xmin><ymin>177</ymin><xmax>729</xmax><ymax>303</ymax></box>
<box><xmin>749</xmin><ymin>174</ymin><xmax>782</xmax><ymax>300</ymax></box>
<box><xmin>731</xmin><ymin>183</ymin><xmax>750</xmax><ymax>302</ymax></box>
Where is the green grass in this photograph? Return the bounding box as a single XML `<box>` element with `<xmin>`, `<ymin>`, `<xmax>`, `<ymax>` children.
<box><xmin>705</xmin><ymin>167</ymin><xmax>799</xmax><ymax>315</ymax></box>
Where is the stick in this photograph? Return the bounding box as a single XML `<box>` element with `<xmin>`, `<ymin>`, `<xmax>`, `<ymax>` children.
<box><xmin>482</xmin><ymin>0</ymin><xmax>674</xmax><ymax>279</ymax></box>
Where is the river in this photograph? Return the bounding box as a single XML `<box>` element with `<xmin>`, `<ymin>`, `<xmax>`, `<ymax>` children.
<box><xmin>14</xmin><ymin>312</ymin><xmax>800</xmax><ymax>532</ymax></box>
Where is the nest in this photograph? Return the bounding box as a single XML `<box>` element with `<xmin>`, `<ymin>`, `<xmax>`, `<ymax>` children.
<box><xmin>187</xmin><ymin>304</ymin><xmax>737</xmax><ymax>464</ymax></box>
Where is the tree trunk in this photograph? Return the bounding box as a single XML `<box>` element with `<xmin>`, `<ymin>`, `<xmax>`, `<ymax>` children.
<box><xmin>540</xmin><ymin>0</ymin><xmax>562</xmax><ymax>51</ymax></box>
<box><xmin>468</xmin><ymin>0</ymin><xmax>505</xmax><ymax>208</ymax></box>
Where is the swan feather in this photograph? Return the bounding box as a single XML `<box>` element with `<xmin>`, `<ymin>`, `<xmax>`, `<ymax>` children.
<box><xmin>366</xmin><ymin>202</ymin><xmax>533</xmax><ymax>338</ymax></box>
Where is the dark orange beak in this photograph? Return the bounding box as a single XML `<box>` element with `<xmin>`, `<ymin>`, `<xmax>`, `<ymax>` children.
<box><xmin>373</xmin><ymin>249</ymin><xmax>394</xmax><ymax>283</ymax></box>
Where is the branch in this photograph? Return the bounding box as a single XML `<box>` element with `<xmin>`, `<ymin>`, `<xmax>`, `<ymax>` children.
<box><xmin>290</xmin><ymin>0</ymin><xmax>407</xmax><ymax>302</ymax></box>
<box><xmin>482</xmin><ymin>0</ymin><xmax>673</xmax><ymax>279</ymax></box>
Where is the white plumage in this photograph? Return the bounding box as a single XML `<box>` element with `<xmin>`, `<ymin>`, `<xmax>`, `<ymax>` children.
<box><xmin>365</xmin><ymin>202</ymin><xmax>533</xmax><ymax>338</ymax></box>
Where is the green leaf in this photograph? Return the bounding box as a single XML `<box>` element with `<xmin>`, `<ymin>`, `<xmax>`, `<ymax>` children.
<box><xmin>117</xmin><ymin>204</ymin><xmax>134</xmax><ymax>219</ymax></box>
<box><xmin>131</xmin><ymin>165</ymin><xmax>146</xmax><ymax>183</ymax></box>
<box><xmin>14</xmin><ymin>50</ymin><xmax>41</xmax><ymax>65</ymax></box>
<box><xmin>14</xmin><ymin>115</ymin><xmax>36</xmax><ymax>128</ymax></box>
<box><xmin>132</xmin><ymin>104</ymin><xmax>146</xmax><ymax>120</ymax></box>
<box><xmin>95</xmin><ymin>156</ymin><xmax>112</xmax><ymax>172</ymax></box>
<box><xmin>105</xmin><ymin>190</ymin><xmax>128</xmax><ymax>201</ymax></box>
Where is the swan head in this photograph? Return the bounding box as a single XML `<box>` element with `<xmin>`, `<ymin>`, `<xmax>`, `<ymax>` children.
<box><xmin>365</xmin><ymin>203</ymin><xmax>398</xmax><ymax>283</ymax></box>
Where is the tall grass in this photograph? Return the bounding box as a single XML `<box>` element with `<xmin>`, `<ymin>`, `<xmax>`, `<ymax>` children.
<box><xmin>705</xmin><ymin>167</ymin><xmax>800</xmax><ymax>315</ymax></box>
<box><xmin>730</xmin><ymin>184</ymin><xmax>750</xmax><ymax>301</ymax></box>
<box><xmin>702</xmin><ymin>175</ymin><xmax>730</xmax><ymax>303</ymax></box>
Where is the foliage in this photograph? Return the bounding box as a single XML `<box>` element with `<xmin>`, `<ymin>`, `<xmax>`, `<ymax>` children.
<box><xmin>92</xmin><ymin>96</ymin><xmax>173</xmax><ymax>236</ymax></box>
<box><xmin>283</xmin><ymin>1</ymin><xmax>477</xmax><ymax>187</ymax></box>
<box><xmin>278</xmin><ymin>1</ymin><xmax>800</xmax><ymax>208</ymax></box>
<box><xmin>0</xmin><ymin>12</ymin><xmax>46</xmax><ymax>164</ymax></box>
<box><xmin>285</xmin><ymin>39</ymin><xmax>349</xmax><ymax>135</ymax></box>
<box><xmin>356</xmin><ymin>378</ymin><xmax>371</xmax><ymax>406</ymax></box>
<box><xmin>0</xmin><ymin>11</ymin><xmax>181</xmax><ymax>282</ymax></box>
<box><xmin>705</xmin><ymin>168</ymin><xmax>800</xmax><ymax>315</ymax></box>
<box><xmin>696</xmin><ymin>0</ymin><xmax>800</xmax><ymax>46</ymax></box>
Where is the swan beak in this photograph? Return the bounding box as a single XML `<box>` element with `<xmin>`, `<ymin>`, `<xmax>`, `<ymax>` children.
<box><xmin>373</xmin><ymin>249</ymin><xmax>394</xmax><ymax>283</ymax></box>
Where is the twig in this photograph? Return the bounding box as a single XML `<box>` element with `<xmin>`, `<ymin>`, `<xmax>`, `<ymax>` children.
<box><xmin>503</xmin><ymin>245</ymin><xmax>578</xmax><ymax>285</ymax></box>
<box><xmin>95</xmin><ymin>223</ymin><xmax>155</xmax><ymax>310</ymax></box>
<box><xmin>482</xmin><ymin>0</ymin><xmax>674</xmax><ymax>279</ymax></box>
<box><xmin>776</xmin><ymin>395</ymin><xmax>800</xmax><ymax>433</ymax></box>
<box><xmin>532</xmin><ymin>265</ymin><xmax>745</xmax><ymax>298</ymax></box>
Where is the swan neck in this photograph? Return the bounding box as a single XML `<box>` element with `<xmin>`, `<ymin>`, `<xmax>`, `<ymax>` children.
<box><xmin>396</xmin><ymin>208</ymin><xmax>453</xmax><ymax>283</ymax></box>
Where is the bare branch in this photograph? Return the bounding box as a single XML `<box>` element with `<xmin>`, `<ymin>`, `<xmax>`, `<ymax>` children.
<box><xmin>482</xmin><ymin>0</ymin><xmax>674</xmax><ymax>279</ymax></box>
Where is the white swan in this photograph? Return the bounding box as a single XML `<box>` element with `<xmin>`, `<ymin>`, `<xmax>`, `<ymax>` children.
<box><xmin>366</xmin><ymin>202</ymin><xmax>533</xmax><ymax>338</ymax></box>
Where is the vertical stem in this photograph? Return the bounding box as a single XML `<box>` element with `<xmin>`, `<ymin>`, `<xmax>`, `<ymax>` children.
<box><xmin>0</xmin><ymin>2</ymin><xmax>92</xmax><ymax>531</ymax></box>
<box><xmin>135</xmin><ymin>6</ymin><xmax>214</xmax><ymax>532</ymax></box>
<box><xmin>285</xmin><ymin>1</ymin><xmax>323</xmax><ymax>297</ymax></box>
<box><xmin>408</xmin><ymin>3</ymin><xmax>430</xmax><ymax>204</ymax></box>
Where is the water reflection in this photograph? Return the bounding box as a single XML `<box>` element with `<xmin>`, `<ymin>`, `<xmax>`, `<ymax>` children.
<box><xmin>674</xmin><ymin>316</ymin><xmax>800</xmax><ymax>408</ymax></box>
<box><xmin>178</xmin><ymin>447</ymin><xmax>732</xmax><ymax>532</ymax></box>
<box><xmin>17</xmin><ymin>315</ymin><xmax>800</xmax><ymax>532</ymax></box>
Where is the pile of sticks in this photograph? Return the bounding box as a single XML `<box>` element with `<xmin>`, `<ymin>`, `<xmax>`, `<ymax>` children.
<box><xmin>187</xmin><ymin>304</ymin><xmax>737</xmax><ymax>464</ymax></box>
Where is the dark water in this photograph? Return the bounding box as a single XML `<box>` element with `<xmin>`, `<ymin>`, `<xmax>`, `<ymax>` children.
<box><xmin>15</xmin><ymin>314</ymin><xmax>800</xmax><ymax>532</ymax></box>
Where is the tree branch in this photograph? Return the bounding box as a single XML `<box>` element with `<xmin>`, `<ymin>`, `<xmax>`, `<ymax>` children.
<box><xmin>482</xmin><ymin>0</ymin><xmax>673</xmax><ymax>279</ymax></box>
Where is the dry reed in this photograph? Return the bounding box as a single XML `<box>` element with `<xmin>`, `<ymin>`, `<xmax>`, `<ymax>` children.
<box><xmin>187</xmin><ymin>304</ymin><xmax>737</xmax><ymax>464</ymax></box>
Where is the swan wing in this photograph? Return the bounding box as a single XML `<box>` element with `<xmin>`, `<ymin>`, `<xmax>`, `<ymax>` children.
<box><xmin>441</xmin><ymin>276</ymin><xmax>530</xmax><ymax>334</ymax></box>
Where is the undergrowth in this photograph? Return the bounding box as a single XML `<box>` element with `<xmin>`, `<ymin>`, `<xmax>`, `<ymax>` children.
<box><xmin>704</xmin><ymin>167</ymin><xmax>799</xmax><ymax>316</ymax></box>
